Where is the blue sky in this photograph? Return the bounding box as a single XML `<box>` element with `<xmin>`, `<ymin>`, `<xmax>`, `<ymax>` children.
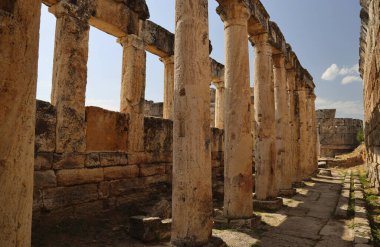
<box><xmin>37</xmin><ymin>0</ymin><xmax>363</xmax><ymax>119</ymax></box>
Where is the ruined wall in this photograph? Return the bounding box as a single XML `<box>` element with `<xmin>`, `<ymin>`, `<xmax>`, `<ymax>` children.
<box><xmin>33</xmin><ymin>100</ymin><xmax>224</xmax><ymax>218</ymax></box>
<box><xmin>360</xmin><ymin>0</ymin><xmax>380</xmax><ymax>192</ymax></box>
<box><xmin>144</xmin><ymin>100</ymin><xmax>163</xmax><ymax>118</ymax></box>
<box><xmin>317</xmin><ymin>109</ymin><xmax>363</xmax><ymax>158</ymax></box>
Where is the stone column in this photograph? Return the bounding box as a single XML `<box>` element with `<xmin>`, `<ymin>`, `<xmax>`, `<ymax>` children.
<box><xmin>252</xmin><ymin>33</ymin><xmax>278</xmax><ymax>201</ymax></box>
<box><xmin>161</xmin><ymin>56</ymin><xmax>174</xmax><ymax>120</ymax></box>
<box><xmin>273</xmin><ymin>54</ymin><xmax>293</xmax><ymax>194</ymax></box>
<box><xmin>0</xmin><ymin>1</ymin><xmax>41</xmax><ymax>245</ymax></box>
<box><xmin>309</xmin><ymin>92</ymin><xmax>318</xmax><ymax>174</ymax></box>
<box><xmin>119</xmin><ymin>35</ymin><xmax>146</xmax><ymax>152</ymax></box>
<box><xmin>214</xmin><ymin>81</ymin><xmax>225</xmax><ymax>129</ymax></box>
<box><xmin>297</xmin><ymin>83</ymin><xmax>308</xmax><ymax>180</ymax></box>
<box><xmin>171</xmin><ymin>0</ymin><xmax>212</xmax><ymax>245</ymax></box>
<box><xmin>50</xmin><ymin>2</ymin><xmax>92</xmax><ymax>153</ymax></box>
<box><xmin>286</xmin><ymin>69</ymin><xmax>299</xmax><ymax>185</ymax></box>
<box><xmin>218</xmin><ymin>1</ymin><xmax>253</xmax><ymax>219</ymax></box>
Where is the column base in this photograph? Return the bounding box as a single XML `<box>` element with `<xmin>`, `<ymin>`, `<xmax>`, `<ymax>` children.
<box><xmin>171</xmin><ymin>236</ymin><xmax>227</xmax><ymax>247</ymax></box>
<box><xmin>214</xmin><ymin>214</ymin><xmax>262</xmax><ymax>229</ymax></box>
<box><xmin>278</xmin><ymin>188</ymin><xmax>297</xmax><ymax>197</ymax></box>
<box><xmin>253</xmin><ymin>197</ymin><xmax>283</xmax><ymax>211</ymax></box>
<box><xmin>292</xmin><ymin>181</ymin><xmax>306</xmax><ymax>188</ymax></box>
<box><xmin>318</xmin><ymin>168</ymin><xmax>333</xmax><ymax>177</ymax></box>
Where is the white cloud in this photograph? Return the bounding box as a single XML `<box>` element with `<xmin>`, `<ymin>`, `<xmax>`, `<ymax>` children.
<box><xmin>341</xmin><ymin>75</ymin><xmax>362</xmax><ymax>85</ymax></box>
<box><xmin>339</xmin><ymin>64</ymin><xmax>359</xmax><ymax>76</ymax></box>
<box><xmin>316</xmin><ymin>97</ymin><xmax>363</xmax><ymax>119</ymax></box>
<box><xmin>321</xmin><ymin>64</ymin><xmax>339</xmax><ymax>81</ymax></box>
<box><xmin>321</xmin><ymin>63</ymin><xmax>362</xmax><ymax>85</ymax></box>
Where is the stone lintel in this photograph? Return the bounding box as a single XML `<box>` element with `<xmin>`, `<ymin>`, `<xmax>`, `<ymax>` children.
<box><xmin>211</xmin><ymin>58</ymin><xmax>225</xmax><ymax>83</ymax></box>
<box><xmin>248</xmin><ymin>0</ymin><xmax>270</xmax><ymax>36</ymax></box>
<box><xmin>48</xmin><ymin>0</ymin><xmax>94</xmax><ymax>23</ymax></box>
<box><xmin>141</xmin><ymin>20</ymin><xmax>174</xmax><ymax>57</ymax></box>
<box><xmin>269</xmin><ymin>21</ymin><xmax>287</xmax><ymax>55</ymax></box>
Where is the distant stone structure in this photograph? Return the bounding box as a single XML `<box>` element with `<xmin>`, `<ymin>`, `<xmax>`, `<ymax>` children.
<box><xmin>144</xmin><ymin>100</ymin><xmax>163</xmax><ymax>118</ymax></box>
<box><xmin>360</xmin><ymin>0</ymin><xmax>380</xmax><ymax>192</ymax></box>
<box><xmin>316</xmin><ymin>109</ymin><xmax>363</xmax><ymax>158</ymax></box>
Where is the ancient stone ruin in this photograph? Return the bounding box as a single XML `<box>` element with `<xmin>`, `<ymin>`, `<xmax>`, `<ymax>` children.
<box><xmin>6</xmin><ymin>0</ymin><xmax>365</xmax><ymax>246</ymax></box>
<box><xmin>360</xmin><ymin>0</ymin><xmax>380</xmax><ymax>193</ymax></box>
<box><xmin>317</xmin><ymin>109</ymin><xmax>363</xmax><ymax>158</ymax></box>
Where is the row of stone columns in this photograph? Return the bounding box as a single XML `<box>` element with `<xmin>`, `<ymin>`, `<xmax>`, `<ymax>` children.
<box><xmin>171</xmin><ymin>0</ymin><xmax>318</xmax><ymax>244</ymax></box>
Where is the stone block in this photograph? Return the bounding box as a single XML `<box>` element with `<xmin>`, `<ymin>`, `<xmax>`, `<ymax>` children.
<box><xmin>34</xmin><ymin>170</ymin><xmax>57</xmax><ymax>189</ymax></box>
<box><xmin>109</xmin><ymin>178</ymin><xmax>143</xmax><ymax>196</ymax></box>
<box><xmin>98</xmin><ymin>181</ymin><xmax>110</xmax><ymax>199</ymax></box>
<box><xmin>99</xmin><ymin>152</ymin><xmax>128</xmax><ymax>167</ymax></box>
<box><xmin>159</xmin><ymin>219</ymin><xmax>172</xmax><ymax>241</ymax></box>
<box><xmin>56</xmin><ymin>168</ymin><xmax>104</xmax><ymax>186</ymax></box>
<box><xmin>43</xmin><ymin>184</ymin><xmax>99</xmax><ymax>210</ymax></box>
<box><xmin>35</xmin><ymin>100</ymin><xmax>57</xmax><ymax>152</ymax></box>
<box><xmin>53</xmin><ymin>153</ymin><xmax>85</xmax><ymax>170</ymax></box>
<box><xmin>85</xmin><ymin>153</ymin><xmax>100</xmax><ymax>168</ymax></box>
<box><xmin>86</xmin><ymin>107</ymin><xmax>129</xmax><ymax>152</ymax></box>
<box><xmin>144</xmin><ymin>117</ymin><xmax>173</xmax><ymax>153</ymax></box>
<box><xmin>34</xmin><ymin>152</ymin><xmax>53</xmax><ymax>170</ymax></box>
<box><xmin>139</xmin><ymin>163</ymin><xmax>166</xmax><ymax>177</ymax></box>
<box><xmin>104</xmin><ymin>165</ymin><xmax>139</xmax><ymax>180</ymax></box>
<box><xmin>129</xmin><ymin>216</ymin><xmax>161</xmax><ymax>242</ymax></box>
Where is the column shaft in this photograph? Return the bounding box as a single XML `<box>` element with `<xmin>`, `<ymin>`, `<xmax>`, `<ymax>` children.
<box><xmin>253</xmin><ymin>33</ymin><xmax>277</xmax><ymax>200</ymax></box>
<box><xmin>286</xmin><ymin>70</ymin><xmax>298</xmax><ymax>185</ymax></box>
<box><xmin>162</xmin><ymin>56</ymin><xmax>174</xmax><ymax>120</ymax></box>
<box><xmin>119</xmin><ymin>35</ymin><xmax>146</xmax><ymax>152</ymax></box>
<box><xmin>297</xmin><ymin>86</ymin><xmax>308</xmax><ymax>180</ymax></box>
<box><xmin>215</xmin><ymin>83</ymin><xmax>225</xmax><ymax>129</ymax></box>
<box><xmin>50</xmin><ymin>4</ymin><xmax>90</xmax><ymax>153</ymax></box>
<box><xmin>171</xmin><ymin>0</ymin><xmax>212</xmax><ymax>245</ymax></box>
<box><xmin>0</xmin><ymin>1</ymin><xmax>41</xmax><ymax>245</ymax></box>
<box><xmin>273</xmin><ymin>54</ymin><xmax>292</xmax><ymax>191</ymax></box>
<box><xmin>218</xmin><ymin>2</ymin><xmax>253</xmax><ymax>218</ymax></box>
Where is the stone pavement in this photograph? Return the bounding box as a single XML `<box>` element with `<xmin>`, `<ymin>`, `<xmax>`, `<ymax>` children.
<box><xmin>212</xmin><ymin>172</ymin><xmax>354</xmax><ymax>247</ymax></box>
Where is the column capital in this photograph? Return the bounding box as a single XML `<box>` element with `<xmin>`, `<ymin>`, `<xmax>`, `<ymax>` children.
<box><xmin>249</xmin><ymin>32</ymin><xmax>270</xmax><ymax>46</ymax></box>
<box><xmin>217</xmin><ymin>1</ymin><xmax>250</xmax><ymax>26</ymax></box>
<box><xmin>118</xmin><ymin>34</ymin><xmax>145</xmax><ymax>50</ymax></box>
<box><xmin>160</xmin><ymin>55</ymin><xmax>174</xmax><ymax>65</ymax></box>
<box><xmin>49</xmin><ymin>0</ymin><xmax>94</xmax><ymax>22</ymax></box>
<box><xmin>272</xmin><ymin>53</ymin><xmax>286</xmax><ymax>68</ymax></box>
<box><xmin>212</xmin><ymin>80</ymin><xmax>225</xmax><ymax>89</ymax></box>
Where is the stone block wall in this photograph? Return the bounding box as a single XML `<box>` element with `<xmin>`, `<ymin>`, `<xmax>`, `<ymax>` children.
<box><xmin>360</xmin><ymin>0</ymin><xmax>380</xmax><ymax>192</ymax></box>
<box><xmin>33</xmin><ymin>100</ymin><xmax>224</xmax><ymax>218</ymax></box>
<box><xmin>317</xmin><ymin>109</ymin><xmax>363</xmax><ymax>158</ymax></box>
<box><xmin>144</xmin><ymin>100</ymin><xmax>163</xmax><ymax>118</ymax></box>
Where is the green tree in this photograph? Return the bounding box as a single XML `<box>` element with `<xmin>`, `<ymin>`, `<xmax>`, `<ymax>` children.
<box><xmin>356</xmin><ymin>130</ymin><xmax>364</xmax><ymax>143</ymax></box>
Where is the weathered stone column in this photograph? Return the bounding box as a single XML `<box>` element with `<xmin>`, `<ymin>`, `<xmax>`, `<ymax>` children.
<box><xmin>286</xmin><ymin>69</ymin><xmax>299</xmax><ymax>185</ymax></box>
<box><xmin>50</xmin><ymin>1</ymin><xmax>92</xmax><ymax>153</ymax></box>
<box><xmin>217</xmin><ymin>1</ymin><xmax>253</xmax><ymax>219</ymax></box>
<box><xmin>119</xmin><ymin>35</ymin><xmax>146</xmax><ymax>152</ymax></box>
<box><xmin>0</xmin><ymin>1</ymin><xmax>41</xmax><ymax>245</ymax></box>
<box><xmin>308</xmin><ymin>89</ymin><xmax>318</xmax><ymax>175</ymax></box>
<box><xmin>251</xmin><ymin>33</ymin><xmax>278</xmax><ymax>201</ymax></box>
<box><xmin>214</xmin><ymin>81</ymin><xmax>225</xmax><ymax>129</ymax></box>
<box><xmin>297</xmin><ymin>83</ymin><xmax>308</xmax><ymax>180</ymax></box>
<box><xmin>171</xmin><ymin>0</ymin><xmax>213</xmax><ymax>245</ymax></box>
<box><xmin>161</xmin><ymin>56</ymin><xmax>174</xmax><ymax>120</ymax></box>
<box><xmin>273</xmin><ymin>54</ymin><xmax>293</xmax><ymax>194</ymax></box>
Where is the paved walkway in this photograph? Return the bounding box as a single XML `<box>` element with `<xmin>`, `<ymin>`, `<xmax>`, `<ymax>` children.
<box><xmin>213</xmin><ymin>171</ymin><xmax>354</xmax><ymax>247</ymax></box>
